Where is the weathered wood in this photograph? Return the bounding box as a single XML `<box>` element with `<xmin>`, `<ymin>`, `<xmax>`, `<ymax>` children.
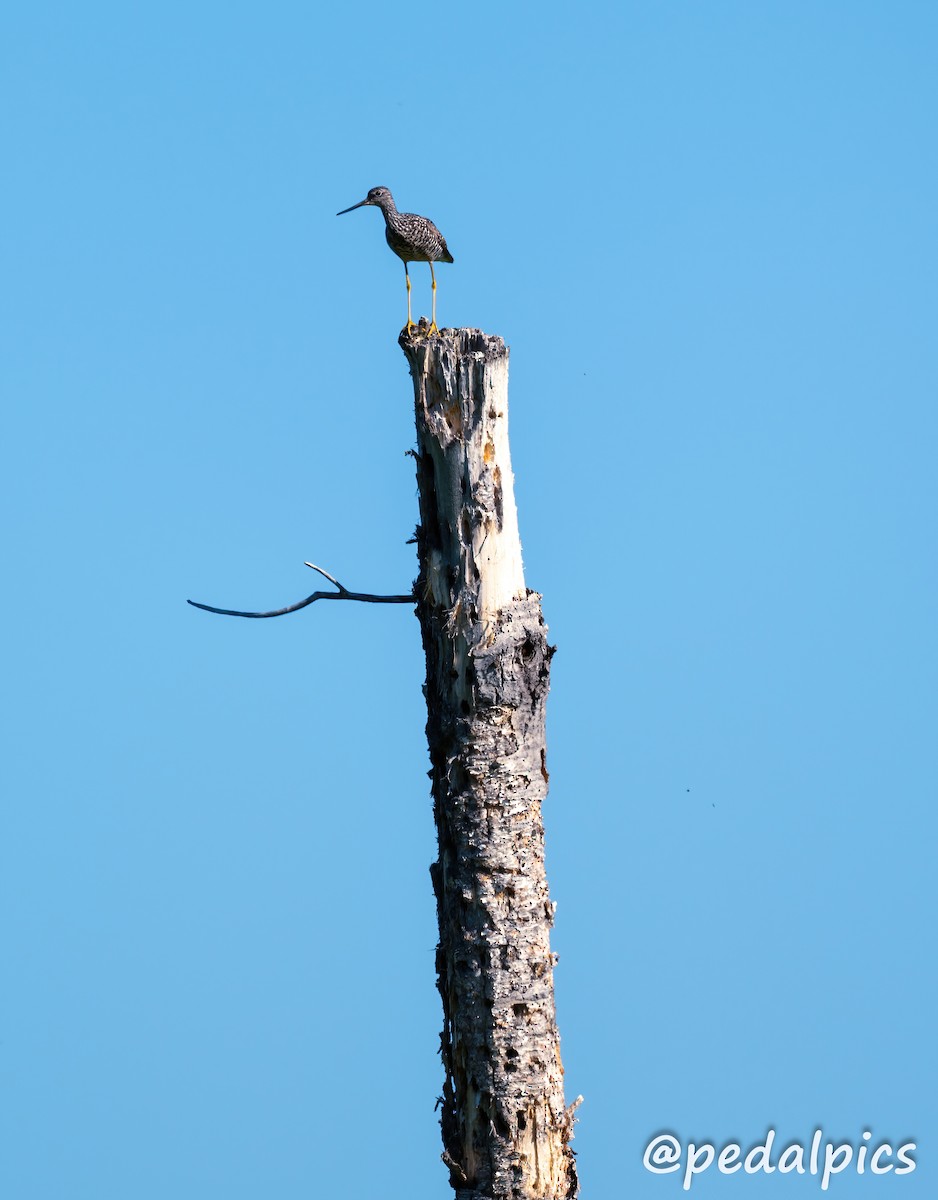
<box><xmin>400</xmin><ymin>321</ymin><xmax>579</xmax><ymax>1200</ymax></box>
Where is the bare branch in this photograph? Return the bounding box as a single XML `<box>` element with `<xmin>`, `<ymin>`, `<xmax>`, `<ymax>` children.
<box><xmin>187</xmin><ymin>563</ymin><xmax>414</xmax><ymax>619</ymax></box>
<box><xmin>303</xmin><ymin>561</ymin><xmax>346</xmax><ymax>592</ymax></box>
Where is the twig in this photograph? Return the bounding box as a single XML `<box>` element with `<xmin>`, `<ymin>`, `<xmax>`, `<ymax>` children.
<box><xmin>187</xmin><ymin>561</ymin><xmax>414</xmax><ymax>619</ymax></box>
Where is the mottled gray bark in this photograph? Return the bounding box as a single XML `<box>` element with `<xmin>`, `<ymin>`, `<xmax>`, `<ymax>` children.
<box><xmin>400</xmin><ymin>321</ymin><xmax>579</xmax><ymax>1200</ymax></box>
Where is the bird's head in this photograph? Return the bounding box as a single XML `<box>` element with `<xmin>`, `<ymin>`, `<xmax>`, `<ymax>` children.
<box><xmin>337</xmin><ymin>186</ymin><xmax>394</xmax><ymax>216</ymax></box>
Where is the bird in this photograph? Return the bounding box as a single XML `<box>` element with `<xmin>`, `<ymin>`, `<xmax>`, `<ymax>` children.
<box><xmin>336</xmin><ymin>186</ymin><xmax>453</xmax><ymax>335</ymax></box>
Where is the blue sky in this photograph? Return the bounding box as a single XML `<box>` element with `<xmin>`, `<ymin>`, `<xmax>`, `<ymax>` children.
<box><xmin>2</xmin><ymin>3</ymin><xmax>936</xmax><ymax>1197</ymax></box>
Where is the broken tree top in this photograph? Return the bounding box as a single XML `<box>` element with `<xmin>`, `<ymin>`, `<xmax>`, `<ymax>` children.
<box><xmin>400</xmin><ymin>323</ymin><xmax>526</xmax><ymax>628</ymax></box>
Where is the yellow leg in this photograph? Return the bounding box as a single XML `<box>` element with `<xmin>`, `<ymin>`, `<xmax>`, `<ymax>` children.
<box><xmin>404</xmin><ymin>266</ymin><xmax>415</xmax><ymax>333</ymax></box>
<box><xmin>429</xmin><ymin>262</ymin><xmax>439</xmax><ymax>334</ymax></box>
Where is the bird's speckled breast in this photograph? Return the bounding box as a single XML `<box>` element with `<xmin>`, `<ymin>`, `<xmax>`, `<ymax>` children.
<box><xmin>385</xmin><ymin>211</ymin><xmax>452</xmax><ymax>263</ymax></box>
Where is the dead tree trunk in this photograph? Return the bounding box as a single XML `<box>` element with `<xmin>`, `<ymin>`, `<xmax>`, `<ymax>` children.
<box><xmin>400</xmin><ymin>323</ymin><xmax>579</xmax><ymax>1200</ymax></box>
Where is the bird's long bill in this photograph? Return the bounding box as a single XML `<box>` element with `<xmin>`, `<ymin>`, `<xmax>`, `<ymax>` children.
<box><xmin>336</xmin><ymin>198</ymin><xmax>368</xmax><ymax>216</ymax></box>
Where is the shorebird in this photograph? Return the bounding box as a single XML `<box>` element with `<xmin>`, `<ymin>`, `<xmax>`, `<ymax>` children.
<box><xmin>337</xmin><ymin>186</ymin><xmax>453</xmax><ymax>335</ymax></box>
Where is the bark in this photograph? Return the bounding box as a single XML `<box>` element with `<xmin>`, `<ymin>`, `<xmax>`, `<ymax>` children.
<box><xmin>400</xmin><ymin>321</ymin><xmax>579</xmax><ymax>1200</ymax></box>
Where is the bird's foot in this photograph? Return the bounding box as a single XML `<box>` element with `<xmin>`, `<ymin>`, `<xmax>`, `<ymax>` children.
<box><xmin>402</xmin><ymin>317</ymin><xmax>437</xmax><ymax>339</ymax></box>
